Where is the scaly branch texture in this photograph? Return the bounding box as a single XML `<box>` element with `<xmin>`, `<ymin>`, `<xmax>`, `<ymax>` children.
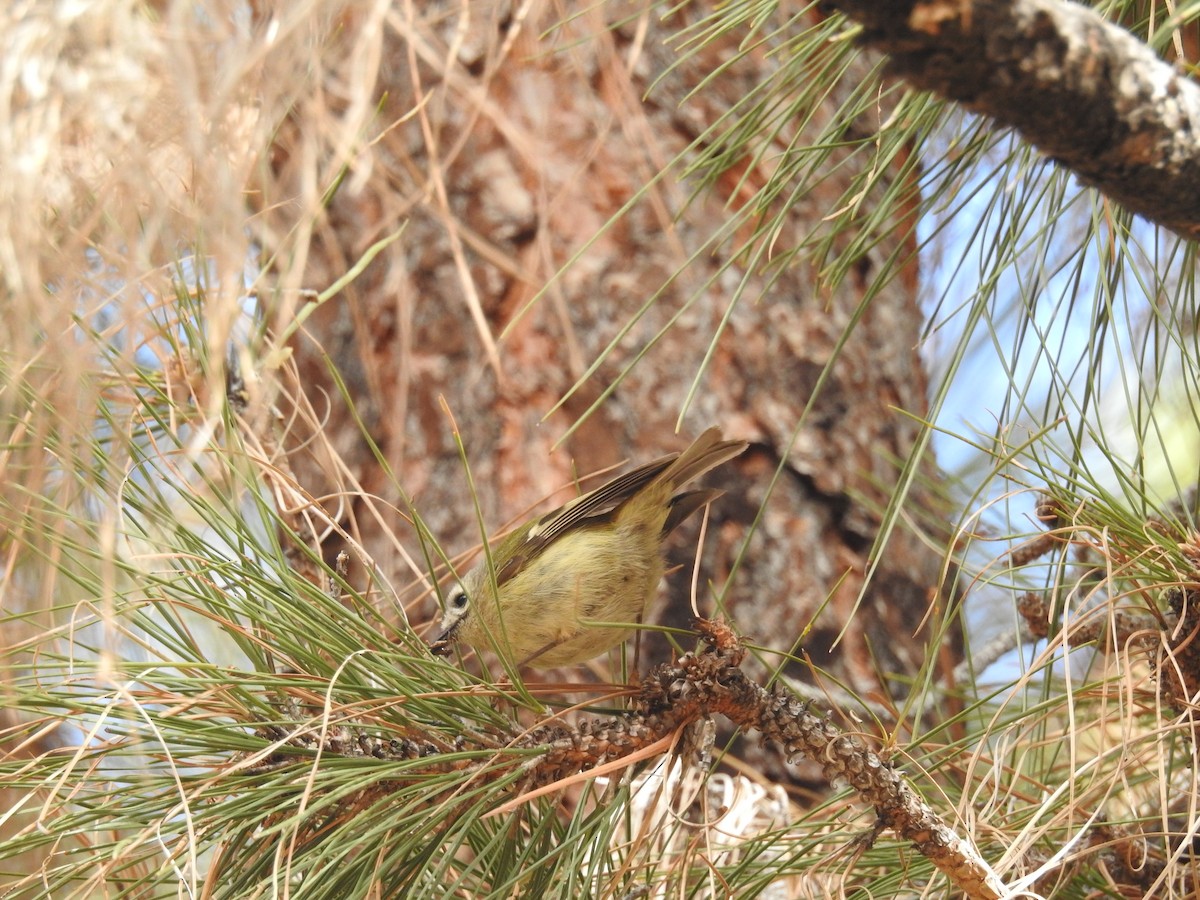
<box><xmin>268</xmin><ymin>620</ymin><xmax>1006</xmax><ymax>898</ymax></box>
<box><xmin>826</xmin><ymin>0</ymin><xmax>1200</xmax><ymax>238</ymax></box>
<box><xmin>616</xmin><ymin>621</ymin><xmax>1005</xmax><ymax>898</ymax></box>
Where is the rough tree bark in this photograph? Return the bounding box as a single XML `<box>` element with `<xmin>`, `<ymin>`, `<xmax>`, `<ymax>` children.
<box><xmin>264</xmin><ymin>1</ymin><xmax>952</xmax><ymax>780</ymax></box>
<box><xmin>830</xmin><ymin>0</ymin><xmax>1200</xmax><ymax>238</ymax></box>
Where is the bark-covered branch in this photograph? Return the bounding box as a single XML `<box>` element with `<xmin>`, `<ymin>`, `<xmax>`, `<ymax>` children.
<box><xmin>256</xmin><ymin>620</ymin><xmax>1007</xmax><ymax>898</ymax></box>
<box><xmin>828</xmin><ymin>0</ymin><xmax>1200</xmax><ymax>238</ymax></box>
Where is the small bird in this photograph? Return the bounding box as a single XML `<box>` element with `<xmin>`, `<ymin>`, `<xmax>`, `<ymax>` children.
<box><xmin>431</xmin><ymin>427</ymin><xmax>747</xmax><ymax>668</ymax></box>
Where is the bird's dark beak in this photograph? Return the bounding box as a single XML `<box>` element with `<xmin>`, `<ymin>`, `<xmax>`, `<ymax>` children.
<box><xmin>429</xmin><ymin>622</ymin><xmax>460</xmax><ymax>656</ymax></box>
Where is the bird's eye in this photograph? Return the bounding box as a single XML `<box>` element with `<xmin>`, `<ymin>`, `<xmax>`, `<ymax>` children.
<box><xmin>448</xmin><ymin>585</ymin><xmax>468</xmax><ymax>610</ymax></box>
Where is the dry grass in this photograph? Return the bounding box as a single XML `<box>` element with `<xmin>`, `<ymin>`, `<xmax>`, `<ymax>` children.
<box><xmin>0</xmin><ymin>1</ymin><xmax>386</xmax><ymax>887</ymax></box>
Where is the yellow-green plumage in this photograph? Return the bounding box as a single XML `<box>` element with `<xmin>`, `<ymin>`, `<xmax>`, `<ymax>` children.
<box><xmin>433</xmin><ymin>427</ymin><xmax>746</xmax><ymax>668</ymax></box>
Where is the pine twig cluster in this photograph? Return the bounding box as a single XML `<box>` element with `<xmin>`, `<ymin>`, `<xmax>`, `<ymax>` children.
<box><xmin>251</xmin><ymin>619</ymin><xmax>1006</xmax><ymax>898</ymax></box>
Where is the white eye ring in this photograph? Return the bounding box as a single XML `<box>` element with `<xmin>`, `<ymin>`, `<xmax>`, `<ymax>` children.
<box><xmin>447</xmin><ymin>585</ymin><xmax>468</xmax><ymax>610</ymax></box>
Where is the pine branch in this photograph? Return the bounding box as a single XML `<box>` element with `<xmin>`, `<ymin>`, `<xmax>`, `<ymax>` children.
<box><xmin>262</xmin><ymin>619</ymin><xmax>1008</xmax><ymax>899</ymax></box>
<box><xmin>827</xmin><ymin>0</ymin><xmax>1200</xmax><ymax>238</ymax></box>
